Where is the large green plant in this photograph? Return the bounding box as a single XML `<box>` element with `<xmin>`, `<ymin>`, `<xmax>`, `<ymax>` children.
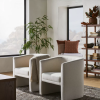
<box><xmin>20</xmin><ymin>15</ymin><xmax>54</xmax><ymax>54</ymax></box>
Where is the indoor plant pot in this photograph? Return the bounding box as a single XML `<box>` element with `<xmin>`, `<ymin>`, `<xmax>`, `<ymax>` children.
<box><xmin>89</xmin><ymin>17</ymin><xmax>97</xmax><ymax>24</ymax></box>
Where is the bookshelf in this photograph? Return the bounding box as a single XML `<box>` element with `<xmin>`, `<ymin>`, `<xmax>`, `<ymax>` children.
<box><xmin>82</xmin><ymin>24</ymin><xmax>100</xmax><ymax>77</ymax></box>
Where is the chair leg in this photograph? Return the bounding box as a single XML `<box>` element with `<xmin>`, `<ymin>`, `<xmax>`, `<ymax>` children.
<box><xmin>39</xmin><ymin>81</ymin><xmax>60</xmax><ymax>95</ymax></box>
<box><xmin>61</xmin><ymin>83</ymin><xmax>83</xmax><ymax>100</ymax></box>
<box><xmin>29</xmin><ymin>81</ymin><xmax>39</xmax><ymax>92</ymax></box>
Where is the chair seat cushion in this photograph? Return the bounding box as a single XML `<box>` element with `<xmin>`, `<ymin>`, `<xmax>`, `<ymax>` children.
<box><xmin>60</xmin><ymin>53</ymin><xmax>83</xmax><ymax>57</ymax></box>
<box><xmin>15</xmin><ymin>67</ymin><xmax>29</xmax><ymax>76</ymax></box>
<box><xmin>42</xmin><ymin>72</ymin><xmax>61</xmax><ymax>83</ymax></box>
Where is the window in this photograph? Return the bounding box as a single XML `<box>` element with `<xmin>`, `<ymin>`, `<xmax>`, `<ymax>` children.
<box><xmin>0</xmin><ymin>0</ymin><xmax>26</xmax><ymax>56</ymax></box>
<box><xmin>67</xmin><ymin>6</ymin><xmax>83</xmax><ymax>53</ymax></box>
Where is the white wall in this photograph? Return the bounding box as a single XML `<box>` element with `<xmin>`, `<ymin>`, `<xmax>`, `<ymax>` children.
<box><xmin>47</xmin><ymin>0</ymin><xmax>83</xmax><ymax>56</ymax></box>
<box><xmin>0</xmin><ymin>57</ymin><xmax>13</xmax><ymax>73</ymax></box>
<box><xmin>0</xmin><ymin>0</ymin><xmax>47</xmax><ymax>73</ymax></box>
<box><xmin>29</xmin><ymin>0</ymin><xmax>47</xmax><ymax>54</ymax></box>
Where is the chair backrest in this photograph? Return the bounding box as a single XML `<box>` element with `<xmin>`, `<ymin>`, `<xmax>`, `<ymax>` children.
<box><xmin>53</xmin><ymin>57</ymin><xmax>67</xmax><ymax>72</ymax></box>
<box><xmin>41</xmin><ymin>57</ymin><xmax>67</xmax><ymax>72</ymax></box>
<box><xmin>14</xmin><ymin>54</ymin><xmax>34</xmax><ymax>67</ymax></box>
<box><xmin>53</xmin><ymin>56</ymin><xmax>83</xmax><ymax>71</ymax></box>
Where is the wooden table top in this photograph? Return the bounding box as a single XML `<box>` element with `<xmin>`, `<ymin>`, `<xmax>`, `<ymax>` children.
<box><xmin>0</xmin><ymin>74</ymin><xmax>15</xmax><ymax>80</ymax></box>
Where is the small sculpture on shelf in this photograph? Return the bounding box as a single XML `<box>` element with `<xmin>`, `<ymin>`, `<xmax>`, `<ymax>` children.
<box><xmin>81</xmin><ymin>22</ymin><xmax>90</xmax><ymax>25</ymax></box>
<box><xmin>92</xmin><ymin>53</ymin><xmax>100</xmax><ymax>60</ymax></box>
<box><xmin>96</xmin><ymin>30</ymin><xmax>100</xmax><ymax>36</ymax></box>
<box><xmin>84</xmin><ymin>43</ymin><xmax>94</xmax><ymax>48</ymax></box>
<box><xmin>93</xmin><ymin>40</ymin><xmax>100</xmax><ymax>48</ymax></box>
<box><xmin>84</xmin><ymin>64</ymin><xmax>94</xmax><ymax>71</ymax></box>
<box><xmin>94</xmin><ymin>64</ymin><xmax>100</xmax><ymax>69</ymax></box>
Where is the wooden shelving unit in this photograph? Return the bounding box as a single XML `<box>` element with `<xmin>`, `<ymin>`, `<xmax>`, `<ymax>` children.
<box><xmin>82</xmin><ymin>24</ymin><xmax>100</xmax><ymax>27</ymax></box>
<box><xmin>82</xmin><ymin>24</ymin><xmax>100</xmax><ymax>77</ymax></box>
<box><xmin>84</xmin><ymin>71</ymin><xmax>100</xmax><ymax>74</ymax></box>
<box><xmin>84</xmin><ymin>59</ymin><xmax>100</xmax><ymax>62</ymax></box>
<box><xmin>82</xmin><ymin>48</ymin><xmax>100</xmax><ymax>50</ymax></box>
<box><xmin>82</xmin><ymin>36</ymin><xmax>100</xmax><ymax>38</ymax></box>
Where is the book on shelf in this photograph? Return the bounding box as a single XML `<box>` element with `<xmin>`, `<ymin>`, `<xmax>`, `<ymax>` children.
<box><xmin>93</xmin><ymin>46</ymin><xmax>100</xmax><ymax>48</ymax></box>
<box><xmin>92</xmin><ymin>56</ymin><xmax>100</xmax><ymax>60</ymax></box>
<box><xmin>91</xmin><ymin>69</ymin><xmax>100</xmax><ymax>73</ymax></box>
<box><xmin>92</xmin><ymin>59</ymin><xmax>100</xmax><ymax>60</ymax></box>
<box><xmin>89</xmin><ymin>32</ymin><xmax>100</xmax><ymax>37</ymax></box>
<box><xmin>89</xmin><ymin>34</ymin><xmax>98</xmax><ymax>37</ymax></box>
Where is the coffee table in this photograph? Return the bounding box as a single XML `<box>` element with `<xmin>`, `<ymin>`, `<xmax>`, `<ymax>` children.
<box><xmin>0</xmin><ymin>74</ymin><xmax>16</xmax><ymax>100</ymax></box>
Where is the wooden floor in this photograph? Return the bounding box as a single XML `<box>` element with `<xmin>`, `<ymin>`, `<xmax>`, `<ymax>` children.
<box><xmin>84</xmin><ymin>74</ymin><xmax>100</xmax><ymax>88</ymax></box>
<box><xmin>0</xmin><ymin>72</ymin><xmax>13</xmax><ymax>77</ymax></box>
<box><xmin>1</xmin><ymin>72</ymin><xmax>100</xmax><ymax>88</ymax></box>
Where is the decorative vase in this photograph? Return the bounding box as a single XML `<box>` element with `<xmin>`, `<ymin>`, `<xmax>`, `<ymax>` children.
<box><xmin>89</xmin><ymin>17</ymin><xmax>97</xmax><ymax>24</ymax></box>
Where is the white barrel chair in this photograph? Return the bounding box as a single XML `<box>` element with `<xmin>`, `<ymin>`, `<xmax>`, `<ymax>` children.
<box><xmin>13</xmin><ymin>54</ymin><xmax>50</xmax><ymax>92</ymax></box>
<box><xmin>39</xmin><ymin>56</ymin><xmax>84</xmax><ymax>100</ymax></box>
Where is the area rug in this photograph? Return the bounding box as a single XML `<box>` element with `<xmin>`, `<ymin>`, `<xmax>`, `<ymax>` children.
<box><xmin>16</xmin><ymin>85</ymin><xmax>100</xmax><ymax>100</ymax></box>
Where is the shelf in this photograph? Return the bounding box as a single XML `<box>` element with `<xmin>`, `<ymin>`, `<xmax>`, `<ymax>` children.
<box><xmin>82</xmin><ymin>24</ymin><xmax>100</xmax><ymax>27</ymax></box>
<box><xmin>84</xmin><ymin>71</ymin><xmax>100</xmax><ymax>74</ymax></box>
<box><xmin>82</xmin><ymin>36</ymin><xmax>100</xmax><ymax>38</ymax></box>
<box><xmin>82</xmin><ymin>23</ymin><xmax>100</xmax><ymax>77</ymax></box>
<box><xmin>84</xmin><ymin>59</ymin><xmax>100</xmax><ymax>62</ymax></box>
<box><xmin>82</xmin><ymin>48</ymin><xmax>100</xmax><ymax>50</ymax></box>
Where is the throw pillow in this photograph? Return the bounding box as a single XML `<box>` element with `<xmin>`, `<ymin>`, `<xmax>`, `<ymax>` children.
<box><xmin>64</xmin><ymin>40</ymin><xmax>79</xmax><ymax>53</ymax></box>
<box><xmin>57</xmin><ymin>40</ymin><xmax>70</xmax><ymax>54</ymax></box>
<box><xmin>57</xmin><ymin>40</ymin><xmax>65</xmax><ymax>44</ymax></box>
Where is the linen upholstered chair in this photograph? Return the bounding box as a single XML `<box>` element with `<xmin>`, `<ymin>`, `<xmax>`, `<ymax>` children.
<box><xmin>39</xmin><ymin>55</ymin><xmax>84</xmax><ymax>100</ymax></box>
<box><xmin>13</xmin><ymin>54</ymin><xmax>50</xmax><ymax>92</ymax></box>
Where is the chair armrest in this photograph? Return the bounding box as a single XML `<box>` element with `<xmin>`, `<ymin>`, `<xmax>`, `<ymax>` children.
<box><xmin>29</xmin><ymin>57</ymin><xmax>38</xmax><ymax>82</ymax></box>
<box><xmin>29</xmin><ymin>54</ymin><xmax>50</xmax><ymax>82</ymax></box>
<box><xmin>13</xmin><ymin>55</ymin><xmax>33</xmax><ymax>68</ymax></box>
<box><xmin>61</xmin><ymin>58</ymin><xmax>84</xmax><ymax>81</ymax></box>
<box><xmin>61</xmin><ymin>59</ymin><xmax>84</xmax><ymax>98</ymax></box>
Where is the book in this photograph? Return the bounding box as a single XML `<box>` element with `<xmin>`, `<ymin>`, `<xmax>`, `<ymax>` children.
<box><xmin>89</xmin><ymin>34</ymin><xmax>98</xmax><ymax>37</ymax></box>
<box><xmin>91</xmin><ymin>69</ymin><xmax>100</xmax><ymax>73</ymax></box>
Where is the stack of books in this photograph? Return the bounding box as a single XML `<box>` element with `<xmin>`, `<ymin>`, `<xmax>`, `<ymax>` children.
<box><xmin>93</xmin><ymin>46</ymin><xmax>100</xmax><ymax>48</ymax></box>
<box><xmin>89</xmin><ymin>31</ymin><xmax>100</xmax><ymax>37</ymax></box>
<box><xmin>91</xmin><ymin>69</ymin><xmax>100</xmax><ymax>73</ymax></box>
<box><xmin>89</xmin><ymin>32</ymin><xmax>98</xmax><ymax>37</ymax></box>
<box><xmin>92</xmin><ymin>53</ymin><xmax>100</xmax><ymax>60</ymax></box>
<box><xmin>92</xmin><ymin>57</ymin><xmax>100</xmax><ymax>60</ymax></box>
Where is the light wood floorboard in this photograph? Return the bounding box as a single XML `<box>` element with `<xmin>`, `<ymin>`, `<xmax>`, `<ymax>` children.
<box><xmin>1</xmin><ymin>72</ymin><xmax>100</xmax><ymax>88</ymax></box>
<box><xmin>0</xmin><ymin>72</ymin><xmax>13</xmax><ymax>77</ymax></box>
<box><xmin>84</xmin><ymin>74</ymin><xmax>100</xmax><ymax>88</ymax></box>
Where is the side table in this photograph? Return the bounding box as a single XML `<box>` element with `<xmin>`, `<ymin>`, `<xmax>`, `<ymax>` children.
<box><xmin>0</xmin><ymin>74</ymin><xmax>16</xmax><ymax>100</ymax></box>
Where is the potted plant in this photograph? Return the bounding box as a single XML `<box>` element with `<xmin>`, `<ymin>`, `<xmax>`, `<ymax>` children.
<box><xmin>20</xmin><ymin>15</ymin><xmax>54</xmax><ymax>54</ymax></box>
<box><xmin>85</xmin><ymin>6</ymin><xmax>99</xmax><ymax>24</ymax></box>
